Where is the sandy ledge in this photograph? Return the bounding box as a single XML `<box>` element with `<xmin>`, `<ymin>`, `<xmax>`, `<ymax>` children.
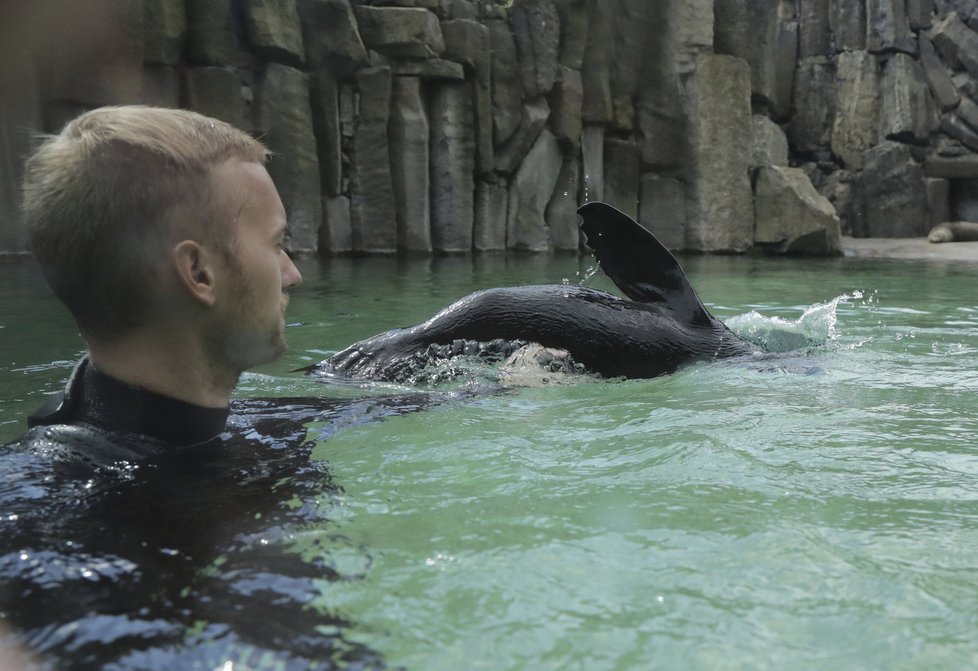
<box><xmin>841</xmin><ymin>237</ymin><xmax>978</xmax><ymax>263</ymax></box>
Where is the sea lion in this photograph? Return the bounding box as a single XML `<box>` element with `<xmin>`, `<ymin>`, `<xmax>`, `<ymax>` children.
<box><xmin>316</xmin><ymin>202</ymin><xmax>758</xmax><ymax>382</ymax></box>
<box><xmin>928</xmin><ymin>221</ymin><xmax>978</xmax><ymax>243</ymax></box>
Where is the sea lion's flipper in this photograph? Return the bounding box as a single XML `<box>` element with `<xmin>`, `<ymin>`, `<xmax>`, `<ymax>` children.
<box><xmin>577</xmin><ymin>201</ymin><xmax>713</xmax><ymax>326</ymax></box>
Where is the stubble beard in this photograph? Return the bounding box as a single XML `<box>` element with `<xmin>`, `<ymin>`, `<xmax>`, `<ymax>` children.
<box><xmin>208</xmin><ymin>290</ymin><xmax>289</xmax><ymax>381</ymax></box>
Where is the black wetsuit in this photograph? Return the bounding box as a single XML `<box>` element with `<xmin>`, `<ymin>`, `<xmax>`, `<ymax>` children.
<box><xmin>14</xmin><ymin>356</ymin><xmax>230</xmax><ymax>465</ymax></box>
<box><xmin>1</xmin><ymin>358</ymin><xmax>402</xmax><ymax>670</ymax></box>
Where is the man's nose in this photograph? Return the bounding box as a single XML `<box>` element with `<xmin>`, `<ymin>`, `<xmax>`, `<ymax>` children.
<box><xmin>283</xmin><ymin>254</ymin><xmax>302</xmax><ymax>288</ymax></box>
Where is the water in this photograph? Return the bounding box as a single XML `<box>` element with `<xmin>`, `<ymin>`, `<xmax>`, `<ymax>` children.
<box><xmin>2</xmin><ymin>252</ymin><xmax>978</xmax><ymax>669</ymax></box>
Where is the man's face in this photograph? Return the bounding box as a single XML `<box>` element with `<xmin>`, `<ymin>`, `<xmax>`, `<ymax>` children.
<box><xmin>207</xmin><ymin>159</ymin><xmax>303</xmax><ymax>373</ymax></box>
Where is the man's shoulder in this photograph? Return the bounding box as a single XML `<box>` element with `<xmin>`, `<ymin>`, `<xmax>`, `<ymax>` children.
<box><xmin>6</xmin><ymin>422</ymin><xmax>170</xmax><ymax>467</ymax></box>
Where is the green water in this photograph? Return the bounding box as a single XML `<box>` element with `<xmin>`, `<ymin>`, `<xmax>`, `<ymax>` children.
<box><xmin>3</xmin><ymin>253</ymin><xmax>978</xmax><ymax>668</ymax></box>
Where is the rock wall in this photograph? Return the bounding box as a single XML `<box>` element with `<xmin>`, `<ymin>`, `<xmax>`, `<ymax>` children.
<box><xmin>773</xmin><ymin>0</ymin><xmax>978</xmax><ymax>241</ymax></box>
<box><xmin>2</xmin><ymin>0</ymin><xmax>978</xmax><ymax>256</ymax></box>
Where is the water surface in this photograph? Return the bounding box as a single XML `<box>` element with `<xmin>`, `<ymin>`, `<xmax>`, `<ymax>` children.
<box><xmin>2</xmin><ymin>252</ymin><xmax>978</xmax><ymax>669</ymax></box>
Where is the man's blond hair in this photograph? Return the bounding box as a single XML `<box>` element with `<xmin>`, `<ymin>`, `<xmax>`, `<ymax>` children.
<box><xmin>22</xmin><ymin>106</ymin><xmax>269</xmax><ymax>343</ymax></box>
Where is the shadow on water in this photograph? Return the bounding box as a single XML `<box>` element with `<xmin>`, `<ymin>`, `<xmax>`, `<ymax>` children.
<box><xmin>0</xmin><ymin>391</ymin><xmax>467</xmax><ymax>670</ymax></box>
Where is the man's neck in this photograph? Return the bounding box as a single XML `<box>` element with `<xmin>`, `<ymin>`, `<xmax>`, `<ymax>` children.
<box><xmin>87</xmin><ymin>333</ymin><xmax>239</xmax><ymax>409</ymax></box>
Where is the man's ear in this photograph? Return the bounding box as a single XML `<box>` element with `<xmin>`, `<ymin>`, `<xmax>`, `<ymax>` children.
<box><xmin>171</xmin><ymin>240</ymin><xmax>217</xmax><ymax>306</ymax></box>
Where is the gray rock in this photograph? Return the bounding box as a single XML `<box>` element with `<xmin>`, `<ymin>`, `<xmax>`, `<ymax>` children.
<box><xmin>321</xmin><ymin>195</ymin><xmax>353</xmax><ymax>253</ymax></box>
<box><xmin>798</xmin><ymin>160</ymin><xmax>822</xmax><ymax>188</ymax></box>
<box><xmin>390</xmin><ymin>77</ymin><xmax>431</xmax><ymax>252</ymax></box>
<box><xmin>879</xmin><ymin>52</ymin><xmax>937</xmax><ymax>143</ymax></box>
<box><xmin>602</xmin><ymin>139</ymin><xmax>641</xmax><ymax>219</ymax></box>
<box><xmin>611</xmin><ymin>98</ymin><xmax>636</xmax><ymax>134</ymax></box>
<box><xmin>507</xmin><ymin>130</ymin><xmax>562</xmax><ymax>251</ymax></box>
<box><xmin>754</xmin><ymin>166</ymin><xmax>841</xmax><ymax>255</ymax></box>
<box><xmin>442</xmin><ymin>19</ymin><xmax>492</xmax><ymax>174</ymax></box>
<box><xmin>926</xmin><ymin>177</ymin><xmax>951</xmax><ymax>229</ymax></box>
<box><xmin>0</xmin><ymin>68</ymin><xmax>40</xmax><ymax>252</ymax></box>
<box><xmin>143</xmin><ymin>0</ymin><xmax>186</xmax><ymax>65</ymax></box>
<box><xmin>788</xmin><ymin>58</ymin><xmax>835</xmax><ymax>154</ymax></box>
<box><xmin>254</xmin><ymin>63</ymin><xmax>322</xmax><ymax>252</ymax></box>
<box><xmin>956</xmin><ymin>181</ymin><xmax>978</xmax><ymax>220</ymax></box>
<box><xmin>187</xmin><ymin>0</ymin><xmax>248</xmax><ymax>66</ymax></box>
<box><xmin>773</xmin><ymin>4</ymin><xmax>800</xmax><ymax>121</ymax></box>
<box><xmin>244</xmin><ymin>0</ymin><xmax>306</xmax><ymax>64</ymax></box>
<box><xmin>545</xmin><ymin>154</ymin><xmax>582</xmax><ymax>250</ymax></box>
<box><xmin>867</xmin><ymin>0</ymin><xmax>913</xmax><ymax>54</ymax></box>
<box><xmin>548</xmin><ymin>66</ymin><xmax>583</xmax><ymax>152</ymax></box>
<box><xmin>957</xmin><ymin>96</ymin><xmax>978</xmax><ymax>131</ymax></box>
<box><xmin>493</xmin><ymin>97</ymin><xmax>550</xmax><ymax>175</ymax></box>
<box><xmin>449</xmin><ymin>0</ymin><xmax>479</xmax><ymax>19</ymax></box>
<box><xmin>350</xmin><ymin>67</ymin><xmax>397</xmax><ymax>253</ymax></box>
<box><xmin>907</xmin><ymin>0</ymin><xmax>933</xmax><ymax>30</ymax></box>
<box><xmin>639</xmin><ymin>174</ymin><xmax>686</xmax><ymax>252</ymax></box>
<box><xmin>818</xmin><ymin>169</ymin><xmax>854</xmax><ymax>234</ymax></box>
<box><xmin>674</xmin><ymin>0</ymin><xmax>713</xmax><ymax>74</ymax></box>
<box><xmin>429</xmin><ymin>82</ymin><xmax>476</xmax><ymax>252</ymax></box>
<box><xmin>941</xmin><ymin>114</ymin><xmax>978</xmax><ymax>151</ymax></box>
<box><xmin>683</xmin><ymin>54</ymin><xmax>754</xmax><ymax>252</ymax></box>
<box><xmin>924</xmin><ymin>154</ymin><xmax>978</xmax><ymax>177</ymax></box>
<box><xmin>481</xmin><ymin>2</ymin><xmax>507</xmax><ymax>20</ymax></box>
<box><xmin>607</xmin><ymin>0</ymin><xmax>644</xmax><ymax>134</ymax></box>
<box><xmin>580</xmin><ymin>0</ymin><xmax>614</xmax><ymax>122</ymax></box>
<box><xmin>186</xmin><ymin>66</ymin><xmax>246</xmax><ymax>129</ymax></box>
<box><xmin>339</xmin><ymin>82</ymin><xmax>356</xmax><ymax>140</ymax></box>
<box><xmin>40</xmin><ymin>0</ymin><xmax>143</xmax><ymax>107</ymax></box>
<box><xmin>798</xmin><ymin>0</ymin><xmax>831</xmax><ymax>58</ymax></box>
<box><xmin>353</xmin><ymin>5</ymin><xmax>445</xmax><ymax>58</ymax></box>
<box><xmin>389</xmin><ymin>58</ymin><xmax>464</xmax><ymax>80</ymax></box>
<box><xmin>831</xmin><ymin>50</ymin><xmax>880</xmax><ymax>170</ymax></box>
<box><xmin>636</xmin><ymin>88</ymin><xmax>686</xmax><ymax>170</ymax></box>
<box><xmin>297</xmin><ymin>0</ymin><xmax>368</xmax><ymax>77</ymax></box>
<box><xmin>631</xmin><ymin>2</ymin><xmax>684</xmax><ymax>169</ymax></box>
<box><xmin>581</xmin><ymin>125</ymin><xmax>604</xmax><ymax>202</ymax></box>
<box><xmin>928</xmin><ymin>12</ymin><xmax>978</xmax><ymax>78</ymax></box>
<box><xmin>486</xmin><ymin>17</ymin><xmax>523</xmax><ymax>145</ymax></box>
<box><xmin>935</xmin><ymin>134</ymin><xmax>971</xmax><ymax>156</ymax></box>
<box><xmin>850</xmin><ymin>141</ymin><xmax>928</xmax><ymax>237</ymax></box>
<box><xmin>918</xmin><ymin>34</ymin><xmax>961</xmax><ymax>112</ymax></box>
<box><xmin>751</xmin><ymin>115</ymin><xmax>790</xmax><ymax>167</ymax></box>
<box><xmin>611</xmin><ymin>0</ymin><xmax>667</xmax><ymax>105</ymax></box>
<box><xmin>309</xmin><ymin>71</ymin><xmax>342</xmax><ymax>197</ymax></box>
<box><xmin>556</xmin><ymin>0</ymin><xmax>589</xmax><ymax>70</ymax></box>
<box><xmin>715</xmin><ymin>0</ymin><xmax>749</xmax><ymax>60</ymax></box>
<box><xmin>615</xmin><ymin>1</ymin><xmax>680</xmax><ymax>151</ymax></box>
<box><xmin>474</xmin><ymin>180</ymin><xmax>508</xmax><ymax>251</ymax></box>
<box><xmin>441</xmin><ymin>18</ymin><xmax>489</xmax><ymax>70</ymax></box>
<box><xmin>510</xmin><ymin>0</ymin><xmax>560</xmax><ymax>98</ymax></box>
<box><xmin>141</xmin><ymin>65</ymin><xmax>181</xmax><ymax>108</ymax></box>
<box><xmin>745</xmin><ymin>0</ymin><xmax>798</xmax><ymax>120</ymax></box>
<box><xmin>830</xmin><ymin>0</ymin><xmax>867</xmax><ymax>51</ymax></box>
<box><xmin>953</xmin><ymin>71</ymin><xmax>978</xmax><ymax>102</ymax></box>
<box><xmin>935</xmin><ymin>0</ymin><xmax>978</xmax><ymax>20</ymax></box>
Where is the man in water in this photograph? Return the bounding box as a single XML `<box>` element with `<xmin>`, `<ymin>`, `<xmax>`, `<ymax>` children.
<box><xmin>12</xmin><ymin>105</ymin><xmax>302</xmax><ymax>458</ymax></box>
<box><xmin>0</xmin><ymin>107</ymin><xmax>397</xmax><ymax>669</ymax></box>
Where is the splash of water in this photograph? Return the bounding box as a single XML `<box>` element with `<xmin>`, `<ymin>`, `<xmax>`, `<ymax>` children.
<box><xmin>725</xmin><ymin>291</ymin><xmax>863</xmax><ymax>353</ymax></box>
<box><xmin>578</xmin><ymin>264</ymin><xmax>599</xmax><ymax>284</ymax></box>
<box><xmin>560</xmin><ymin>264</ymin><xmax>600</xmax><ymax>288</ymax></box>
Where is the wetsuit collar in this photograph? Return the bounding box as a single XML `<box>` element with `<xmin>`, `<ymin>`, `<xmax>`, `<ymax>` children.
<box><xmin>28</xmin><ymin>357</ymin><xmax>230</xmax><ymax>447</ymax></box>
